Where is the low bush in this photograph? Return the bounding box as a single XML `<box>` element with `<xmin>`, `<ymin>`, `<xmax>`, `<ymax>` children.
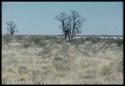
<box><xmin>2</xmin><ymin>35</ymin><xmax>12</xmax><ymax>45</ymax></box>
<box><xmin>21</xmin><ymin>40</ymin><xmax>32</xmax><ymax>48</ymax></box>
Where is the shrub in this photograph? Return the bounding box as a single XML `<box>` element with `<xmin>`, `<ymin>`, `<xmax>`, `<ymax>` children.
<box><xmin>52</xmin><ymin>43</ymin><xmax>71</xmax><ymax>71</ymax></box>
<box><xmin>42</xmin><ymin>46</ymin><xmax>51</xmax><ymax>54</ymax></box>
<box><xmin>101</xmin><ymin>65</ymin><xmax>112</xmax><ymax>76</ymax></box>
<box><xmin>116</xmin><ymin>39</ymin><xmax>123</xmax><ymax>47</ymax></box>
<box><xmin>38</xmin><ymin>41</ymin><xmax>47</xmax><ymax>47</ymax></box>
<box><xmin>2</xmin><ymin>35</ymin><xmax>12</xmax><ymax>45</ymax></box>
<box><xmin>69</xmin><ymin>39</ymin><xmax>79</xmax><ymax>47</ymax></box>
<box><xmin>29</xmin><ymin>36</ymin><xmax>41</xmax><ymax>44</ymax></box>
<box><xmin>90</xmin><ymin>37</ymin><xmax>101</xmax><ymax>44</ymax></box>
<box><xmin>38</xmin><ymin>46</ymin><xmax>52</xmax><ymax>58</ymax></box>
<box><xmin>28</xmin><ymin>36</ymin><xmax>47</xmax><ymax>47</ymax></box>
<box><xmin>53</xmin><ymin>54</ymin><xmax>70</xmax><ymax>71</ymax></box>
<box><xmin>55</xmin><ymin>39</ymin><xmax>64</xmax><ymax>44</ymax></box>
<box><xmin>15</xmin><ymin>35</ymin><xmax>23</xmax><ymax>41</ymax></box>
<box><xmin>21</xmin><ymin>40</ymin><xmax>32</xmax><ymax>48</ymax></box>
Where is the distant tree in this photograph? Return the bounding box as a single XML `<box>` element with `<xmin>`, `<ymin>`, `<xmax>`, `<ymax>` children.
<box><xmin>6</xmin><ymin>21</ymin><xmax>17</xmax><ymax>35</ymax></box>
<box><xmin>55</xmin><ymin>12</ymin><xmax>68</xmax><ymax>38</ymax></box>
<box><xmin>55</xmin><ymin>10</ymin><xmax>85</xmax><ymax>40</ymax></box>
<box><xmin>70</xmin><ymin>10</ymin><xmax>84</xmax><ymax>39</ymax></box>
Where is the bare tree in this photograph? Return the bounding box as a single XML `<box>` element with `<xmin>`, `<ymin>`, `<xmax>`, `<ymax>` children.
<box><xmin>70</xmin><ymin>10</ymin><xmax>84</xmax><ymax>39</ymax></box>
<box><xmin>6</xmin><ymin>21</ymin><xmax>17</xmax><ymax>35</ymax></box>
<box><xmin>55</xmin><ymin>10</ymin><xmax>85</xmax><ymax>40</ymax></box>
<box><xmin>55</xmin><ymin>12</ymin><xmax>67</xmax><ymax>36</ymax></box>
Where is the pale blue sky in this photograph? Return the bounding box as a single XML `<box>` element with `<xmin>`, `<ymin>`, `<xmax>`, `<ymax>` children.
<box><xmin>2</xmin><ymin>2</ymin><xmax>123</xmax><ymax>35</ymax></box>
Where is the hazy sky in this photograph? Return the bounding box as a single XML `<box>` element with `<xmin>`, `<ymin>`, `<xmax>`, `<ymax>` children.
<box><xmin>2</xmin><ymin>2</ymin><xmax>123</xmax><ymax>35</ymax></box>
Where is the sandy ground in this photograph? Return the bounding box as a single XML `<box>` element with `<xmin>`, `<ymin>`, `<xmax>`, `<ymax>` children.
<box><xmin>2</xmin><ymin>37</ymin><xmax>123</xmax><ymax>84</ymax></box>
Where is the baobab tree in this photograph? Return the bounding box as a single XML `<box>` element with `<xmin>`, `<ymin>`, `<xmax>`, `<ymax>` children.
<box><xmin>55</xmin><ymin>10</ymin><xmax>85</xmax><ymax>40</ymax></box>
<box><xmin>6</xmin><ymin>21</ymin><xmax>17</xmax><ymax>35</ymax></box>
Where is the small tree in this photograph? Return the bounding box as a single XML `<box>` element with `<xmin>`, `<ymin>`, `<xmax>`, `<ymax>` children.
<box><xmin>6</xmin><ymin>21</ymin><xmax>17</xmax><ymax>35</ymax></box>
<box><xmin>55</xmin><ymin>10</ymin><xmax>85</xmax><ymax>40</ymax></box>
<box><xmin>70</xmin><ymin>10</ymin><xmax>84</xmax><ymax>39</ymax></box>
<box><xmin>55</xmin><ymin>12</ymin><xmax>67</xmax><ymax>37</ymax></box>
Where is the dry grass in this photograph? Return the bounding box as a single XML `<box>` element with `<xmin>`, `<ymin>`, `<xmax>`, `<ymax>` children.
<box><xmin>2</xmin><ymin>36</ymin><xmax>123</xmax><ymax>84</ymax></box>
